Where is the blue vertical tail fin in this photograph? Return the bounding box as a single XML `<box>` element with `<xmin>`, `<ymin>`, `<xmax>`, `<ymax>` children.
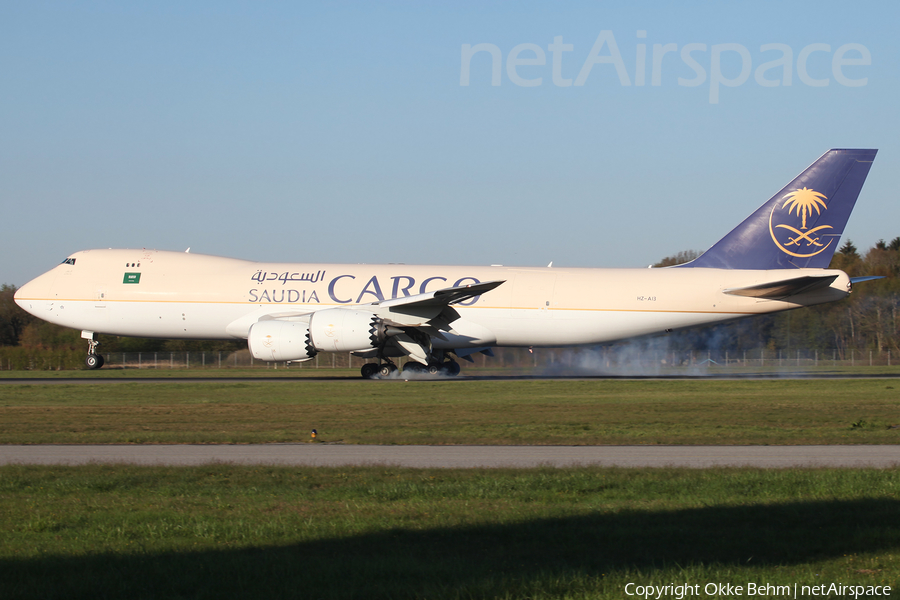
<box><xmin>681</xmin><ymin>149</ymin><xmax>877</xmax><ymax>270</ymax></box>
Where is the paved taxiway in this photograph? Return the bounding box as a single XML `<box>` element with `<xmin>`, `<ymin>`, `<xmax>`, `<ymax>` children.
<box><xmin>3</xmin><ymin>444</ymin><xmax>900</xmax><ymax>468</ymax></box>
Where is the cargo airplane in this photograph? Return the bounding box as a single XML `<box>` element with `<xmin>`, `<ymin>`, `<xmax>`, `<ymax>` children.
<box><xmin>15</xmin><ymin>149</ymin><xmax>877</xmax><ymax>378</ymax></box>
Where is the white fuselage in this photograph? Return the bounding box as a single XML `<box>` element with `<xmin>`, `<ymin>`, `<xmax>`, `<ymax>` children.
<box><xmin>15</xmin><ymin>249</ymin><xmax>851</xmax><ymax>349</ymax></box>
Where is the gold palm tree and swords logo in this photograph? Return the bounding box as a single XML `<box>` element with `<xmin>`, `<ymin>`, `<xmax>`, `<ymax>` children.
<box><xmin>767</xmin><ymin>187</ymin><xmax>833</xmax><ymax>258</ymax></box>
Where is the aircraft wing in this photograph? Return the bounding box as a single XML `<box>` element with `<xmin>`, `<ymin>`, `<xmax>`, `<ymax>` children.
<box><xmin>243</xmin><ymin>280</ymin><xmax>505</xmax><ymax>365</ymax></box>
<box><xmin>252</xmin><ymin>280</ymin><xmax>504</xmax><ymax>356</ymax></box>
<box><xmin>374</xmin><ymin>280</ymin><xmax>504</xmax><ymax>310</ymax></box>
<box><xmin>367</xmin><ymin>280</ymin><xmax>505</xmax><ymax>330</ymax></box>
<box><xmin>255</xmin><ymin>280</ymin><xmax>505</xmax><ymax>324</ymax></box>
<box><xmin>723</xmin><ymin>275</ymin><xmax>839</xmax><ymax>299</ymax></box>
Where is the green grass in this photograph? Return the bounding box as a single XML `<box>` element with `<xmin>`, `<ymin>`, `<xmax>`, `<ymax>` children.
<box><xmin>3</xmin><ymin>377</ymin><xmax>899</xmax><ymax>598</ymax></box>
<box><xmin>1</xmin><ymin>465</ymin><xmax>897</xmax><ymax>599</ymax></box>
<box><xmin>2</xmin><ymin>379</ymin><xmax>900</xmax><ymax>444</ymax></box>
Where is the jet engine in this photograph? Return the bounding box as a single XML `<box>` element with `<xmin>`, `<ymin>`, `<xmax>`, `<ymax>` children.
<box><xmin>308</xmin><ymin>308</ymin><xmax>386</xmax><ymax>352</ymax></box>
<box><xmin>247</xmin><ymin>320</ymin><xmax>317</xmax><ymax>362</ymax></box>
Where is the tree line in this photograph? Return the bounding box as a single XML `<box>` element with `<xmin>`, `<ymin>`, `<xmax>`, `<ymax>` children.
<box><xmin>2</xmin><ymin>238</ymin><xmax>899</xmax><ymax>359</ymax></box>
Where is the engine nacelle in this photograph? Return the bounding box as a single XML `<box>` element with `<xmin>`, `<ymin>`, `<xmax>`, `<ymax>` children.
<box><xmin>247</xmin><ymin>320</ymin><xmax>317</xmax><ymax>362</ymax></box>
<box><xmin>308</xmin><ymin>308</ymin><xmax>385</xmax><ymax>352</ymax></box>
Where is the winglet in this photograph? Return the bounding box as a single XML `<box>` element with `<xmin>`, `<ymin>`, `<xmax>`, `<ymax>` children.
<box><xmin>681</xmin><ymin>149</ymin><xmax>877</xmax><ymax>270</ymax></box>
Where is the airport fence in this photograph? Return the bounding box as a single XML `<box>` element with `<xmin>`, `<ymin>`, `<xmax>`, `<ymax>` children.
<box><xmin>0</xmin><ymin>348</ymin><xmax>366</xmax><ymax>371</ymax></box>
<box><xmin>543</xmin><ymin>347</ymin><xmax>896</xmax><ymax>372</ymax></box>
<box><xmin>0</xmin><ymin>346</ymin><xmax>897</xmax><ymax>371</ymax></box>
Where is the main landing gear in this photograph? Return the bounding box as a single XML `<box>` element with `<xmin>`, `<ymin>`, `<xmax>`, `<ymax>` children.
<box><xmin>82</xmin><ymin>331</ymin><xmax>104</xmax><ymax>370</ymax></box>
<box><xmin>359</xmin><ymin>359</ymin><xmax>460</xmax><ymax>379</ymax></box>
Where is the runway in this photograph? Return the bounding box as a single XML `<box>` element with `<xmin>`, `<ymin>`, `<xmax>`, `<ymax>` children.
<box><xmin>3</xmin><ymin>444</ymin><xmax>900</xmax><ymax>468</ymax></box>
<box><xmin>3</xmin><ymin>372</ymin><xmax>900</xmax><ymax>384</ymax></box>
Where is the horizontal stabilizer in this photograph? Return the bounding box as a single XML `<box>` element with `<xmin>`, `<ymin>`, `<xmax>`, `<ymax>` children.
<box><xmin>724</xmin><ymin>275</ymin><xmax>839</xmax><ymax>299</ymax></box>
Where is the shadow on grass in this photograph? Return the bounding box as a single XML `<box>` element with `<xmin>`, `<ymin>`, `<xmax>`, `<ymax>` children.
<box><xmin>3</xmin><ymin>498</ymin><xmax>898</xmax><ymax>599</ymax></box>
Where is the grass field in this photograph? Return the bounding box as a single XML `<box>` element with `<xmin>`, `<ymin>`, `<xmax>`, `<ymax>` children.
<box><xmin>2</xmin><ymin>377</ymin><xmax>899</xmax><ymax>598</ymax></box>
<box><xmin>1</xmin><ymin>378</ymin><xmax>899</xmax><ymax>445</ymax></box>
<box><xmin>1</xmin><ymin>465</ymin><xmax>897</xmax><ymax>599</ymax></box>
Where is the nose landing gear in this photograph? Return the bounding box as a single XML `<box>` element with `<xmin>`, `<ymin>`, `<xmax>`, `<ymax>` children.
<box><xmin>82</xmin><ymin>330</ymin><xmax>104</xmax><ymax>369</ymax></box>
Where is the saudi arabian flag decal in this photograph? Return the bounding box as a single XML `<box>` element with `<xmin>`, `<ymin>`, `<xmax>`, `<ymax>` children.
<box><xmin>123</xmin><ymin>273</ymin><xmax>141</xmax><ymax>284</ymax></box>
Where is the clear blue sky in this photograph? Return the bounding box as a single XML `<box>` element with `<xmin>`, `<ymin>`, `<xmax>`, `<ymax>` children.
<box><xmin>3</xmin><ymin>1</ymin><xmax>898</xmax><ymax>286</ymax></box>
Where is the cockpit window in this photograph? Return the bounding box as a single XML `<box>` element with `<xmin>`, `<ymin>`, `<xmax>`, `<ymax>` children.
<box><xmin>61</xmin><ymin>258</ymin><xmax>76</xmax><ymax>265</ymax></box>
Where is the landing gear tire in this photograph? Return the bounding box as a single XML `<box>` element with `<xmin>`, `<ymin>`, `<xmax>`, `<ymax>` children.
<box><xmin>402</xmin><ymin>361</ymin><xmax>425</xmax><ymax>374</ymax></box>
<box><xmin>361</xmin><ymin>363</ymin><xmax>379</xmax><ymax>379</ymax></box>
<box><xmin>427</xmin><ymin>364</ymin><xmax>441</xmax><ymax>376</ymax></box>
<box><xmin>85</xmin><ymin>354</ymin><xmax>104</xmax><ymax>370</ymax></box>
<box><xmin>445</xmin><ymin>361</ymin><xmax>460</xmax><ymax>376</ymax></box>
<box><xmin>377</xmin><ymin>364</ymin><xmax>397</xmax><ymax>378</ymax></box>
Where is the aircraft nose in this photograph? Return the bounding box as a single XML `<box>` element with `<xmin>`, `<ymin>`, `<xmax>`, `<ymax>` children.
<box><xmin>13</xmin><ymin>284</ymin><xmax>30</xmax><ymax>311</ymax></box>
<box><xmin>14</xmin><ymin>271</ymin><xmax>57</xmax><ymax>315</ymax></box>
